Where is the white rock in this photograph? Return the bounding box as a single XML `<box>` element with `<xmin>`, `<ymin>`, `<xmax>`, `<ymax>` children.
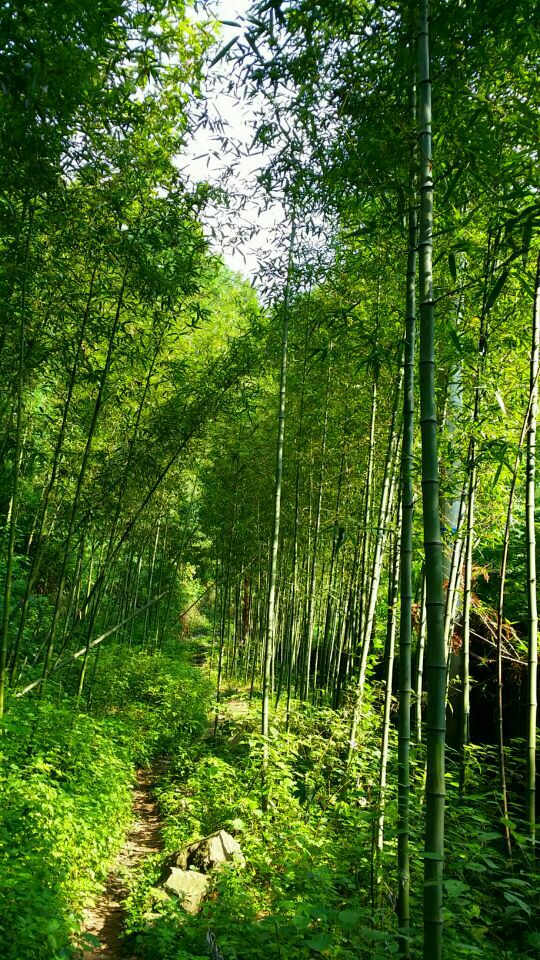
<box><xmin>162</xmin><ymin>868</ymin><xmax>209</xmax><ymax>914</ymax></box>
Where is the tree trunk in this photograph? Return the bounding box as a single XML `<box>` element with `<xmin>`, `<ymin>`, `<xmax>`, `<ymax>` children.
<box><xmin>418</xmin><ymin>3</ymin><xmax>446</xmax><ymax>956</ymax></box>
<box><xmin>398</xmin><ymin>141</ymin><xmax>417</xmax><ymax>955</ymax></box>
<box><xmin>262</xmin><ymin>222</ymin><xmax>295</xmax><ymax>806</ymax></box>
<box><xmin>525</xmin><ymin>252</ymin><xmax>539</xmax><ymax>854</ymax></box>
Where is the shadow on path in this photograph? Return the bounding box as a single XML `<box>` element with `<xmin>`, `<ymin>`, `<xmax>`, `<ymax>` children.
<box><xmin>82</xmin><ymin>768</ymin><xmax>163</xmax><ymax>960</ymax></box>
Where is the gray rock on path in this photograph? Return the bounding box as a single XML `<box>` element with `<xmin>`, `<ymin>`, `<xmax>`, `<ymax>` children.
<box><xmin>162</xmin><ymin>868</ymin><xmax>210</xmax><ymax>914</ymax></box>
<box><xmin>158</xmin><ymin>830</ymin><xmax>245</xmax><ymax>915</ymax></box>
<box><xmin>165</xmin><ymin>829</ymin><xmax>246</xmax><ymax>875</ymax></box>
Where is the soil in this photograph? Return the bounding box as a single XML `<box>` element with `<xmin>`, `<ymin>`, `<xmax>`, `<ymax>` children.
<box><xmin>81</xmin><ymin>768</ymin><xmax>163</xmax><ymax>960</ymax></box>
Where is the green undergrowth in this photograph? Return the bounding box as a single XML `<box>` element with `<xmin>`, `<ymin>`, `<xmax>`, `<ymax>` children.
<box><xmin>0</xmin><ymin>641</ymin><xmax>212</xmax><ymax>960</ymax></box>
<box><xmin>125</xmin><ymin>685</ymin><xmax>538</xmax><ymax>960</ymax></box>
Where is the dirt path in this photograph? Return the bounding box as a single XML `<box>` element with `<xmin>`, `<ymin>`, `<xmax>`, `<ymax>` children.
<box><xmin>207</xmin><ymin>697</ymin><xmax>251</xmax><ymax>738</ymax></box>
<box><xmin>82</xmin><ymin>768</ymin><xmax>163</xmax><ymax>960</ymax></box>
<box><xmin>81</xmin><ymin>694</ymin><xmax>250</xmax><ymax>958</ymax></box>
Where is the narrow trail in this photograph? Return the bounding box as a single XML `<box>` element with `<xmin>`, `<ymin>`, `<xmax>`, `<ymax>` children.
<box><xmin>82</xmin><ymin>768</ymin><xmax>163</xmax><ymax>960</ymax></box>
<box><xmin>81</xmin><ymin>694</ymin><xmax>250</xmax><ymax>959</ymax></box>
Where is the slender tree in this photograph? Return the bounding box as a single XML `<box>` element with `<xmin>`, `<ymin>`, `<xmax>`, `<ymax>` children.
<box><xmin>262</xmin><ymin>221</ymin><xmax>296</xmax><ymax>807</ymax></box>
<box><xmin>397</xmin><ymin>88</ymin><xmax>417</xmax><ymax>952</ymax></box>
<box><xmin>0</xmin><ymin>202</ymin><xmax>33</xmax><ymax>718</ymax></box>
<box><xmin>525</xmin><ymin>252</ymin><xmax>539</xmax><ymax>854</ymax></box>
<box><xmin>417</xmin><ymin>3</ymin><xmax>446</xmax><ymax>956</ymax></box>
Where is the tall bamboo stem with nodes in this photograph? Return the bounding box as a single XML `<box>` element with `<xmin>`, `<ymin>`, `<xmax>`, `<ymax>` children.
<box><xmin>348</xmin><ymin>377</ymin><xmax>402</xmax><ymax>764</ymax></box>
<box><xmin>262</xmin><ymin>219</ymin><xmax>295</xmax><ymax>809</ymax></box>
<box><xmin>376</xmin><ymin>519</ymin><xmax>400</xmax><ymax>894</ymax></box>
<box><xmin>302</xmin><ymin>359</ymin><xmax>330</xmax><ymax>700</ymax></box>
<box><xmin>398</xmin><ymin>85</ymin><xmax>417</xmax><ymax>951</ymax></box>
<box><xmin>0</xmin><ymin>201</ymin><xmax>33</xmax><ymax>718</ymax></box>
<box><xmin>525</xmin><ymin>252</ymin><xmax>539</xmax><ymax>855</ymax></box>
<box><xmin>418</xmin><ymin>2</ymin><xmax>446</xmax><ymax>956</ymax></box>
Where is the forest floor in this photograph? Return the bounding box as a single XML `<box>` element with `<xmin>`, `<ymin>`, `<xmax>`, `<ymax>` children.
<box><xmin>82</xmin><ymin>767</ymin><xmax>163</xmax><ymax>960</ymax></box>
<box><xmin>212</xmin><ymin>695</ymin><xmax>251</xmax><ymax>728</ymax></box>
<box><xmin>80</xmin><ymin>685</ymin><xmax>251</xmax><ymax>959</ymax></box>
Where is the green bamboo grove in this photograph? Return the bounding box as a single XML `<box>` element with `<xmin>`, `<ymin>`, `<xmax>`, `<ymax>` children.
<box><xmin>0</xmin><ymin>2</ymin><xmax>538</xmax><ymax>960</ymax></box>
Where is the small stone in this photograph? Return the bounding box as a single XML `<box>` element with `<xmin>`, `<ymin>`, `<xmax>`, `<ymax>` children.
<box><xmin>162</xmin><ymin>868</ymin><xmax>209</xmax><ymax>914</ymax></box>
<box><xmin>165</xmin><ymin>830</ymin><xmax>245</xmax><ymax>875</ymax></box>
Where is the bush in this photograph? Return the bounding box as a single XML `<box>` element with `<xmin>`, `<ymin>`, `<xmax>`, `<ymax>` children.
<box><xmin>125</xmin><ymin>695</ymin><xmax>538</xmax><ymax>960</ymax></box>
<box><xmin>0</xmin><ymin>699</ymin><xmax>133</xmax><ymax>959</ymax></box>
<box><xmin>0</xmin><ymin>643</ymin><xmax>212</xmax><ymax>960</ymax></box>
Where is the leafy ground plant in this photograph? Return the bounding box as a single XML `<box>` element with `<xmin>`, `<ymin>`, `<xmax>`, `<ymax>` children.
<box><xmin>125</xmin><ymin>690</ymin><xmax>538</xmax><ymax>960</ymax></box>
<box><xmin>0</xmin><ymin>644</ymin><xmax>211</xmax><ymax>960</ymax></box>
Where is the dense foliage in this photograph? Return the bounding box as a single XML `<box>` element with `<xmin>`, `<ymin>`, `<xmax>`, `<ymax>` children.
<box><xmin>125</xmin><ymin>686</ymin><xmax>537</xmax><ymax>960</ymax></box>
<box><xmin>0</xmin><ymin>1</ymin><xmax>538</xmax><ymax>959</ymax></box>
<box><xmin>0</xmin><ymin>644</ymin><xmax>211</xmax><ymax>959</ymax></box>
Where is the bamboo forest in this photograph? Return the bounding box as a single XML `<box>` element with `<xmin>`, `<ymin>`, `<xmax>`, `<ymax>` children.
<box><xmin>0</xmin><ymin>1</ymin><xmax>539</xmax><ymax>958</ymax></box>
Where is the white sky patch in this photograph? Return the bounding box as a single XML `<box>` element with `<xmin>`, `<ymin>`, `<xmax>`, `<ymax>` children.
<box><xmin>179</xmin><ymin>0</ymin><xmax>285</xmax><ymax>282</ymax></box>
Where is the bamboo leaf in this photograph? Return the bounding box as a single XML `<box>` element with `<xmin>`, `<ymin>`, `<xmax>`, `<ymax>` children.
<box><xmin>448</xmin><ymin>324</ymin><xmax>463</xmax><ymax>356</ymax></box>
<box><xmin>503</xmin><ymin>891</ymin><xmax>531</xmax><ymax>915</ymax></box>
<box><xmin>522</xmin><ymin>217</ymin><xmax>534</xmax><ymax>266</ymax></box>
<box><xmin>516</xmin><ymin>273</ymin><xmax>536</xmax><ymax>299</ymax></box>
<box><xmin>209</xmin><ymin>36</ymin><xmax>240</xmax><ymax>67</ymax></box>
<box><xmin>443</xmin><ymin>166</ymin><xmax>464</xmax><ymax>202</ymax></box>
<box><xmin>492</xmin><ymin>461</ymin><xmax>504</xmax><ymax>488</ymax></box>
<box><xmin>486</xmin><ymin>269</ymin><xmax>509</xmax><ymax>311</ymax></box>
